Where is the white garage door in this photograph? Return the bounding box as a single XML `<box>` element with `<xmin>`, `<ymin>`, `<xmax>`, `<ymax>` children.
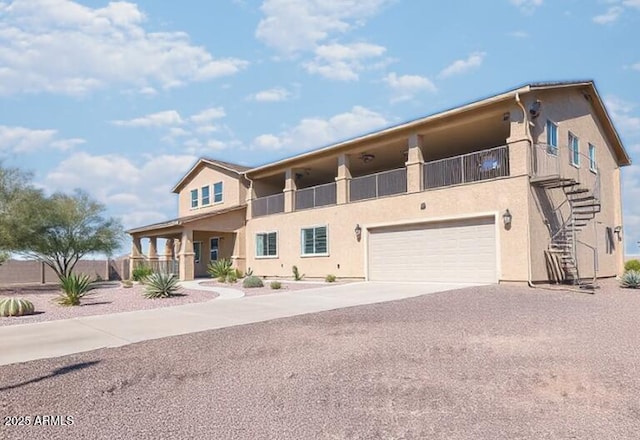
<box><xmin>368</xmin><ymin>217</ymin><xmax>497</xmax><ymax>283</ymax></box>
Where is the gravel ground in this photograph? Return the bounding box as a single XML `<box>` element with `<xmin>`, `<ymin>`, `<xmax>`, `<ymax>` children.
<box><xmin>1</xmin><ymin>280</ymin><xmax>639</xmax><ymax>439</ymax></box>
<box><xmin>201</xmin><ymin>279</ymin><xmax>348</xmax><ymax>296</ymax></box>
<box><xmin>0</xmin><ymin>283</ymin><xmax>218</xmax><ymax>327</ymax></box>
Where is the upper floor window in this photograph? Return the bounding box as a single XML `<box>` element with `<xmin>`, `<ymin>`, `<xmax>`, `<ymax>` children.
<box><xmin>588</xmin><ymin>144</ymin><xmax>597</xmax><ymax>172</ymax></box>
<box><xmin>256</xmin><ymin>232</ymin><xmax>278</xmax><ymax>258</ymax></box>
<box><xmin>190</xmin><ymin>189</ymin><xmax>198</xmax><ymax>209</ymax></box>
<box><xmin>301</xmin><ymin>226</ymin><xmax>328</xmax><ymax>256</ymax></box>
<box><xmin>213</xmin><ymin>181</ymin><xmax>223</xmax><ymax>203</ymax></box>
<box><xmin>201</xmin><ymin>186</ymin><xmax>210</xmax><ymax>206</ymax></box>
<box><xmin>546</xmin><ymin>120</ymin><xmax>558</xmax><ymax>155</ymax></box>
<box><xmin>569</xmin><ymin>132</ymin><xmax>580</xmax><ymax>167</ymax></box>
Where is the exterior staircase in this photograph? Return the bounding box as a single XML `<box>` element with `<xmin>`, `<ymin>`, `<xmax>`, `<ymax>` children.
<box><xmin>531</xmin><ymin>145</ymin><xmax>601</xmax><ymax>287</ymax></box>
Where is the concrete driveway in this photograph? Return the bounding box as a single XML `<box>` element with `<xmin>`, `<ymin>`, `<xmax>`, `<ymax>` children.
<box><xmin>0</xmin><ymin>281</ymin><xmax>478</xmax><ymax>366</ymax></box>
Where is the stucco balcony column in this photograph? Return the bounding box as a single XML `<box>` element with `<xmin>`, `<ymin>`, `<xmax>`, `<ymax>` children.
<box><xmin>507</xmin><ymin>108</ymin><xmax>531</xmax><ymax>176</ymax></box>
<box><xmin>246</xmin><ymin>180</ymin><xmax>254</xmax><ymax>219</ymax></box>
<box><xmin>129</xmin><ymin>236</ymin><xmax>144</xmax><ymax>274</ymax></box>
<box><xmin>406</xmin><ymin>134</ymin><xmax>425</xmax><ymax>193</ymax></box>
<box><xmin>178</xmin><ymin>229</ymin><xmax>195</xmax><ymax>281</ymax></box>
<box><xmin>335</xmin><ymin>153</ymin><xmax>351</xmax><ymax>204</ymax></box>
<box><xmin>283</xmin><ymin>168</ymin><xmax>297</xmax><ymax>212</ymax></box>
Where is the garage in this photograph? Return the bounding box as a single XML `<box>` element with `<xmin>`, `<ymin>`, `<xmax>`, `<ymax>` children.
<box><xmin>367</xmin><ymin>216</ymin><xmax>497</xmax><ymax>283</ymax></box>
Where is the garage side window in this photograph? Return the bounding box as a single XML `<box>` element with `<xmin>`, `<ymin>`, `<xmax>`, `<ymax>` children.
<box><xmin>301</xmin><ymin>226</ymin><xmax>328</xmax><ymax>256</ymax></box>
<box><xmin>256</xmin><ymin>232</ymin><xmax>277</xmax><ymax>258</ymax></box>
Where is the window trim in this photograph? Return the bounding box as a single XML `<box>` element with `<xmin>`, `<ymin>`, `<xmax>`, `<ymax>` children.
<box><xmin>255</xmin><ymin>231</ymin><xmax>279</xmax><ymax>259</ymax></box>
<box><xmin>193</xmin><ymin>241</ymin><xmax>202</xmax><ymax>264</ymax></box>
<box><xmin>569</xmin><ymin>132</ymin><xmax>580</xmax><ymax>168</ymax></box>
<box><xmin>190</xmin><ymin>188</ymin><xmax>199</xmax><ymax>209</ymax></box>
<box><xmin>210</xmin><ymin>237</ymin><xmax>220</xmax><ymax>262</ymax></box>
<box><xmin>201</xmin><ymin>185</ymin><xmax>211</xmax><ymax>206</ymax></box>
<box><xmin>213</xmin><ymin>181</ymin><xmax>223</xmax><ymax>204</ymax></box>
<box><xmin>300</xmin><ymin>225</ymin><xmax>329</xmax><ymax>257</ymax></box>
<box><xmin>546</xmin><ymin>119</ymin><xmax>558</xmax><ymax>156</ymax></box>
<box><xmin>588</xmin><ymin>143</ymin><xmax>597</xmax><ymax>173</ymax></box>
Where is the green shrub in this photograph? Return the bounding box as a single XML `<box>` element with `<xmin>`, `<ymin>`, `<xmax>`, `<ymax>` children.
<box><xmin>235</xmin><ymin>268</ymin><xmax>244</xmax><ymax>279</ymax></box>
<box><xmin>121</xmin><ymin>280</ymin><xmax>133</xmax><ymax>288</ymax></box>
<box><xmin>58</xmin><ymin>273</ymin><xmax>94</xmax><ymax>306</ymax></box>
<box><xmin>620</xmin><ymin>270</ymin><xmax>640</xmax><ymax>289</ymax></box>
<box><xmin>0</xmin><ymin>298</ymin><xmax>35</xmax><ymax>317</ymax></box>
<box><xmin>624</xmin><ymin>259</ymin><xmax>640</xmax><ymax>273</ymax></box>
<box><xmin>208</xmin><ymin>258</ymin><xmax>234</xmax><ymax>280</ymax></box>
<box><xmin>292</xmin><ymin>265</ymin><xmax>305</xmax><ymax>281</ymax></box>
<box><xmin>325</xmin><ymin>274</ymin><xmax>336</xmax><ymax>283</ymax></box>
<box><xmin>226</xmin><ymin>271</ymin><xmax>238</xmax><ymax>284</ymax></box>
<box><xmin>270</xmin><ymin>281</ymin><xmax>282</xmax><ymax>290</ymax></box>
<box><xmin>243</xmin><ymin>275</ymin><xmax>264</xmax><ymax>288</ymax></box>
<box><xmin>132</xmin><ymin>265</ymin><xmax>153</xmax><ymax>282</ymax></box>
<box><xmin>144</xmin><ymin>272</ymin><xmax>181</xmax><ymax>298</ymax></box>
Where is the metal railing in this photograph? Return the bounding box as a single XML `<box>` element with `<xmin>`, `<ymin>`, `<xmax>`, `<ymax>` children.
<box><xmin>252</xmin><ymin>193</ymin><xmax>285</xmax><ymax>217</ymax></box>
<box><xmin>349</xmin><ymin>168</ymin><xmax>407</xmax><ymax>202</ymax></box>
<box><xmin>531</xmin><ymin>143</ymin><xmax>600</xmax><ymax>198</ymax></box>
<box><xmin>295</xmin><ymin>182</ymin><xmax>337</xmax><ymax>210</ymax></box>
<box><xmin>423</xmin><ymin>145</ymin><xmax>509</xmax><ymax>190</ymax></box>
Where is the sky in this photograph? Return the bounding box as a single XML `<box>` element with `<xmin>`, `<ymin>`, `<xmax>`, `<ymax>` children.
<box><xmin>0</xmin><ymin>0</ymin><xmax>639</xmax><ymax>256</ymax></box>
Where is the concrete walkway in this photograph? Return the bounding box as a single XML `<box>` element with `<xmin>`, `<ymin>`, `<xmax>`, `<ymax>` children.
<box><xmin>0</xmin><ymin>282</ymin><xmax>479</xmax><ymax>366</ymax></box>
<box><xmin>179</xmin><ymin>280</ymin><xmax>245</xmax><ymax>299</ymax></box>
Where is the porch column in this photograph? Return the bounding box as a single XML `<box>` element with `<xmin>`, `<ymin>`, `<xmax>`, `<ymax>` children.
<box><xmin>164</xmin><ymin>239</ymin><xmax>175</xmax><ymax>260</ymax></box>
<box><xmin>335</xmin><ymin>153</ymin><xmax>351</xmax><ymax>204</ymax></box>
<box><xmin>506</xmin><ymin>106</ymin><xmax>530</xmax><ymax>176</ymax></box>
<box><xmin>283</xmin><ymin>168</ymin><xmax>296</xmax><ymax>213</ymax></box>
<box><xmin>406</xmin><ymin>134</ymin><xmax>425</xmax><ymax>193</ymax></box>
<box><xmin>231</xmin><ymin>229</ymin><xmax>246</xmax><ymax>273</ymax></box>
<box><xmin>129</xmin><ymin>236</ymin><xmax>144</xmax><ymax>275</ymax></box>
<box><xmin>148</xmin><ymin>237</ymin><xmax>158</xmax><ymax>270</ymax></box>
<box><xmin>178</xmin><ymin>229</ymin><xmax>195</xmax><ymax>281</ymax></box>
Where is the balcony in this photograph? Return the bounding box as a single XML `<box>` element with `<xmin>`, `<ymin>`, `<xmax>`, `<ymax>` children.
<box><xmin>349</xmin><ymin>168</ymin><xmax>407</xmax><ymax>202</ymax></box>
<box><xmin>295</xmin><ymin>182</ymin><xmax>337</xmax><ymax>210</ymax></box>
<box><xmin>252</xmin><ymin>193</ymin><xmax>284</xmax><ymax>218</ymax></box>
<box><xmin>423</xmin><ymin>145</ymin><xmax>509</xmax><ymax>190</ymax></box>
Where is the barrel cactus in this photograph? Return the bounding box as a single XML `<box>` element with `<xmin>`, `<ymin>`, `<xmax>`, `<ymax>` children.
<box><xmin>0</xmin><ymin>298</ymin><xmax>35</xmax><ymax>317</ymax></box>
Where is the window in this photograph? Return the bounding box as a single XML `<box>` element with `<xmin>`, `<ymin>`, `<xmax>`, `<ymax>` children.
<box><xmin>194</xmin><ymin>242</ymin><xmax>202</xmax><ymax>263</ymax></box>
<box><xmin>210</xmin><ymin>237</ymin><xmax>219</xmax><ymax>261</ymax></box>
<box><xmin>201</xmin><ymin>186</ymin><xmax>210</xmax><ymax>206</ymax></box>
<box><xmin>588</xmin><ymin>144</ymin><xmax>597</xmax><ymax>172</ymax></box>
<box><xmin>546</xmin><ymin>120</ymin><xmax>558</xmax><ymax>155</ymax></box>
<box><xmin>213</xmin><ymin>181</ymin><xmax>223</xmax><ymax>203</ymax></box>
<box><xmin>569</xmin><ymin>132</ymin><xmax>580</xmax><ymax>166</ymax></box>
<box><xmin>256</xmin><ymin>232</ymin><xmax>278</xmax><ymax>257</ymax></box>
<box><xmin>190</xmin><ymin>189</ymin><xmax>198</xmax><ymax>209</ymax></box>
<box><xmin>301</xmin><ymin>226</ymin><xmax>328</xmax><ymax>256</ymax></box>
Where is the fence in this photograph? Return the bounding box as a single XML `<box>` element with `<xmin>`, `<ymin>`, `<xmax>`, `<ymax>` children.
<box><xmin>252</xmin><ymin>193</ymin><xmax>285</xmax><ymax>217</ymax></box>
<box><xmin>0</xmin><ymin>259</ymin><xmax>126</xmax><ymax>285</ymax></box>
<box><xmin>295</xmin><ymin>182</ymin><xmax>337</xmax><ymax>210</ymax></box>
<box><xmin>349</xmin><ymin>168</ymin><xmax>407</xmax><ymax>202</ymax></box>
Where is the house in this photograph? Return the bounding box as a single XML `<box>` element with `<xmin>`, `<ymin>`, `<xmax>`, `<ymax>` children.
<box><xmin>127</xmin><ymin>81</ymin><xmax>631</xmax><ymax>285</ymax></box>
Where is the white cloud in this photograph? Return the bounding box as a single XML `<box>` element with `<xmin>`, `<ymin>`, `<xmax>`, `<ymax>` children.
<box><xmin>303</xmin><ymin>42</ymin><xmax>387</xmax><ymax>81</ymax></box>
<box><xmin>0</xmin><ymin>0</ymin><xmax>248</xmax><ymax>96</ymax></box>
<box><xmin>605</xmin><ymin>96</ymin><xmax>640</xmax><ymax>132</ymax></box>
<box><xmin>438</xmin><ymin>52</ymin><xmax>486</xmax><ymax>78</ymax></box>
<box><xmin>508</xmin><ymin>30</ymin><xmax>530</xmax><ymax>38</ymax></box>
<box><xmin>255</xmin><ymin>0</ymin><xmax>391</xmax><ymax>54</ymax></box>
<box><xmin>509</xmin><ymin>0</ymin><xmax>543</xmax><ymax>14</ymax></box>
<box><xmin>593</xmin><ymin>6</ymin><xmax>624</xmax><ymax>24</ymax></box>
<box><xmin>44</xmin><ymin>152</ymin><xmax>197</xmax><ymax>229</ymax></box>
<box><xmin>0</xmin><ymin>125</ymin><xmax>83</xmax><ymax>153</ymax></box>
<box><xmin>252</xmin><ymin>87</ymin><xmax>292</xmax><ymax>102</ymax></box>
<box><xmin>112</xmin><ymin>110</ymin><xmax>184</xmax><ymax>128</ymax></box>
<box><xmin>189</xmin><ymin>107</ymin><xmax>226</xmax><ymax>124</ymax></box>
<box><xmin>252</xmin><ymin>106</ymin><xmax>388</xmax><ymax>151</ymax></box>
<box><xmin>383</xmin><ymin>72</ymin><xmax>437</xmax><ymax>103</ymax></box>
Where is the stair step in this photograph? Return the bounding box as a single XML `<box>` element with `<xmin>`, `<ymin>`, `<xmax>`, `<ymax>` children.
<box><xmin>570</xmin><ymin>196</ymin><xmax>597</xmax><ymax>202</ymax></box>
<box><xmin>566</xmin><ymin>188</ymin><xmax>589</xmax><ymax>195</ymax></box>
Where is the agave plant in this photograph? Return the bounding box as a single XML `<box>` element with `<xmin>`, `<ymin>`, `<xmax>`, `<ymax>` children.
<box><xmin>207</xmin><ymin>258</ymin><xmax>234</xmax><ymax>280</ymax></box>
<box><xmin>620</xmin><ymin>270</ymin><xmax>640</xmax><ymax>289</ymax></box>
<box><xmin>58</xmin><ymin>273</ymin><xmax>94</xmax><ymax>306</ymax></box>
<box><xmin>144</xmin><ymin>272</ymin><xmax>181</xmax><ymax>298</ymax></box>
<box><xmin>0</xmin><ymin>298</ymin><xmax>35</xmax><ymax>317</ymax></box>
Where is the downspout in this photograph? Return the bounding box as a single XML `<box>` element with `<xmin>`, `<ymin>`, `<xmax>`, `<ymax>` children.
<box><xmin>515</xmin><ymin>92</ymin><xmax>536</xmax><ymax>288</ymax></box>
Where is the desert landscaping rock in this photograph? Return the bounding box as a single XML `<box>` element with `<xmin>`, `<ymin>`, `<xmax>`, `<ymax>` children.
<box><xmin>1</xmin><ymin>280</ymin><xmax>639</xmax><ymax>439</ymax></box>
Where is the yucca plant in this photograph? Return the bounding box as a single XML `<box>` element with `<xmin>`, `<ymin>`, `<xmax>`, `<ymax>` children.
<box><xmin>208</xmin><ymin>258</ymin><xmax>234</xmax><ymax>281</ymax></box>
<box><xmin>292</xmin><ymin>265</ymin><xmax>305</xmax><ymax>281</ymax></box>
<box><xmin>620</xmin><ymin>270</ymin><xmax>640</xmax><ymax>289</ymax></box>
<box><xmin>245</xmin><ymin>267</ymin><xmax>254</xmax><ymax>277</ymax></box>
<box><xmin>144</xmin><ymin>272</ymin><xmax>181</xmax><ymax>298</ymax></box>
<box><xmin>0</xmin><ymin>298</ymin><xmax>35</xmax><ymax>317</ymax></box>
<box><xmin>58</xmin><ymin>273</ymin><xmax>94</xmax><ymax>306</ymax></box>
<box><xmin>243</xmin><ymin>275</ymin><xmax>264</xmax><ymax>288</ymax></box>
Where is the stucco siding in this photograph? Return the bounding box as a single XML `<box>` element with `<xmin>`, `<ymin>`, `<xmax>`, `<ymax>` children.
<box><xmin>177</xmin><ymin>165</ymin><xmax>244</xmax><ymax>217</ymax></box>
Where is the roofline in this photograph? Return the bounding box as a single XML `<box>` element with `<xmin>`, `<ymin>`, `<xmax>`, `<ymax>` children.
<box><xmin>172</xmin><ymin>158</ymin><xmax>246</xmax><ymax>193</ymax></box>
<box><xmin>244</xmin><ymin>79</ymin><xmax>631</xmax><ymax>175</ymax></box>
<box><xmin>126</xmin><ymin>205</ymin><xmax>246</xmax><ymax>235</ymax></box>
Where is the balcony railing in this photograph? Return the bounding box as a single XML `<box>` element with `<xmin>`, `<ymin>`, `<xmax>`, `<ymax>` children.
<box><xmin>423</xmin><ymin>145</ymin><xmax>509</xmax><ymax>190</ymax></box>
<box><xmin>295</xmin><ymin>182</ymin><xmax>337</xmax><ymax>210</ymax></box>
<box><xmin>252</xmin><ymin>193</ymin><xmax>284</xmax><ymax>217</ymax></box>
<box><xmin>350</xmin><ymin>168</ymin><xmax>407</xmax><ymax>202</ymax></box>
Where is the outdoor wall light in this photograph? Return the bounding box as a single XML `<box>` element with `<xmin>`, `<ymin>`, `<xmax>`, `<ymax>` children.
<box><xmin>614</xmin><ymin>225</ymin><xmax>623</xmax><ymax>241</ymax></box>
<box><xmin>502</xmin><ymin>209</ymin><xmax>512</xmax><ymax>228</ymax></box>
<box><xmin>355</xmin><ymin>224</ymin><xmax>362</xmax><ymax>241</ymax></box>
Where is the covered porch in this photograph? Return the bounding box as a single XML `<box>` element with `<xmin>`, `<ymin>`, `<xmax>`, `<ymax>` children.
<box><xmin>127</xmin><ymin>206</ymin><xmax>247</xmax><ymax>281</ymax></box>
